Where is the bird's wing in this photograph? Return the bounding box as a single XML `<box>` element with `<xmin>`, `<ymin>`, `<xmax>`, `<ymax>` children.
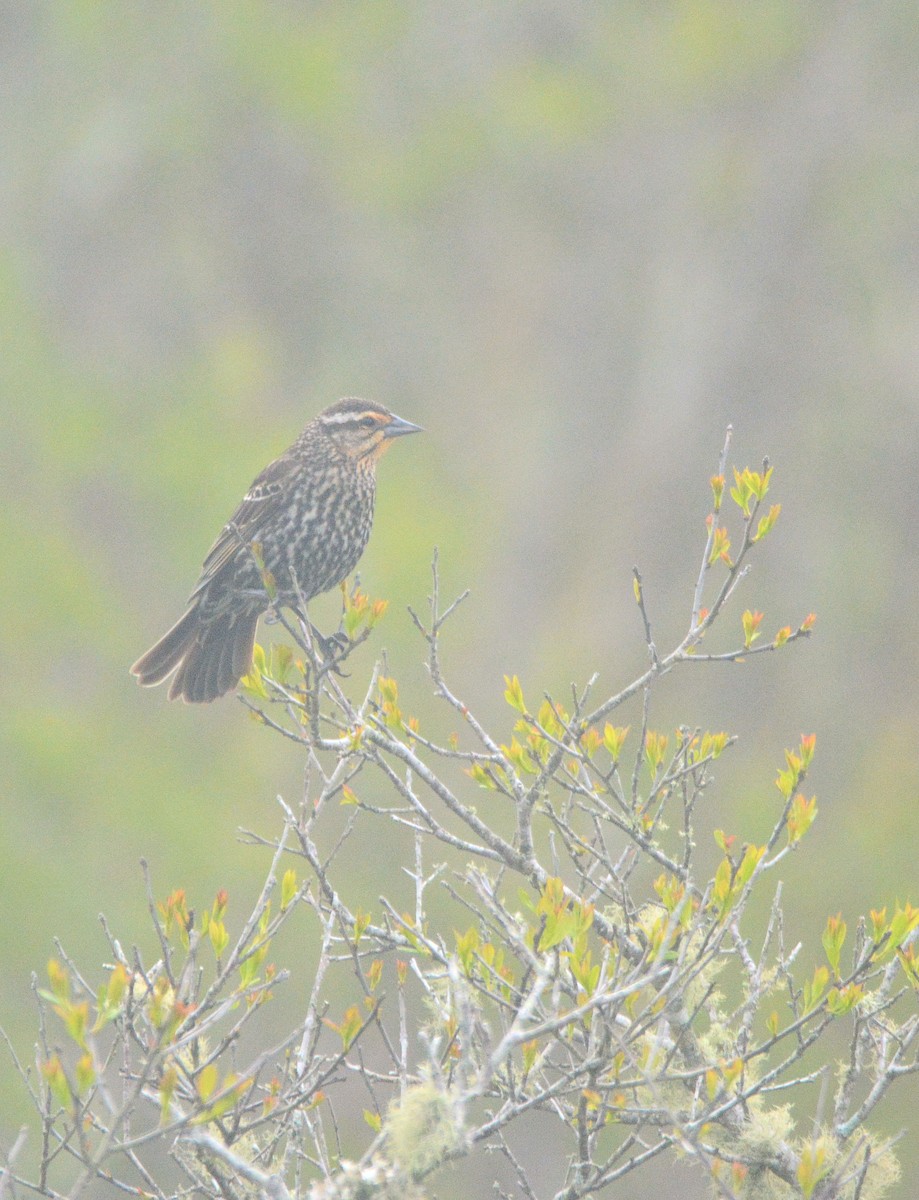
<box><xmin>188</xmin><ymin>450</ymin><xmax>299</xmax><ymax>601</ymax></box>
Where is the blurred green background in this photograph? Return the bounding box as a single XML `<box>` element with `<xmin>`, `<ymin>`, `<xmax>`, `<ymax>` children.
<box><xmin>2</xmin><ymin>3</ymin><xmax>918</xmax><ymax>1196</ymax></box>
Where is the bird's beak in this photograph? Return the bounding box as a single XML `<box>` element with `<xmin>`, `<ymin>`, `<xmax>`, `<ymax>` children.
<box><xmin>383</xmin><ymin>413</ymin><xmax>424</xmax><ymax>438</ymax></box>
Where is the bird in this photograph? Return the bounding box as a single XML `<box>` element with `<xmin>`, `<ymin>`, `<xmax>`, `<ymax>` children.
<box><xmin>131</xmin><ymin>397</ymin><xmax>422</xmax><ymax>703</ymax></box>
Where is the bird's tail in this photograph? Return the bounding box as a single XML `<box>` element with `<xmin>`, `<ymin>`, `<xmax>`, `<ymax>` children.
<box><xmin>131</xmin><ymin>605</ymin><xmax>260</xmax><ymax>703</ymax></box>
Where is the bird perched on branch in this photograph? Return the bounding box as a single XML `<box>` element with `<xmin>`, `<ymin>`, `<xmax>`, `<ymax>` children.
<box><xmin>131</xmin><ymin>397</ymin><xmax>422</xmax><ymax>703</ymax></box>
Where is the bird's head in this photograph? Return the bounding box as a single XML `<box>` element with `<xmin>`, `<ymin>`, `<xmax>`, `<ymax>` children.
<box><xmin>318</xmin><ymin>398</ymin><xmax>423</xmax><ymax>464</ymax></box>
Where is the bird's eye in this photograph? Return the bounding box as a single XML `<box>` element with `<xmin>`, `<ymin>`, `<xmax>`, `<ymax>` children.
<box><xmin>359</xmin><ymin>416</ymin><xmax>378</xmax><ymax>429</ymax></box>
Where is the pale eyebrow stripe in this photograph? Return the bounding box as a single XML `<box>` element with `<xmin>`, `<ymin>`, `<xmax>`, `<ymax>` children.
<box><xmin>321</xmin><ymin>410</ymin><xmax>384</xmax><ymax>425</ymax></box>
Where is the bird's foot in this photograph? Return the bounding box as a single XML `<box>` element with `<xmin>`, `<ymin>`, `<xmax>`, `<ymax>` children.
<box><xmin>314</xmin><ymin>629</ymin><xmax>351</xmax><ymax>677</ymax></box>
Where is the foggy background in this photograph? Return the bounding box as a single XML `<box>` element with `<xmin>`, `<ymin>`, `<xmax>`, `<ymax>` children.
<box><xmin>2</xmin><ymin>3</ymin><xmax>918</xmax><ymax>1196</ymax></box>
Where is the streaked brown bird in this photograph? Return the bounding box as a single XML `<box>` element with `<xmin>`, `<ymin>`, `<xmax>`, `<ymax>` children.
<box><xmin>131</xmin><ymin>398</ymin><xmax>422</xmax><ymax>703</ymax></box>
